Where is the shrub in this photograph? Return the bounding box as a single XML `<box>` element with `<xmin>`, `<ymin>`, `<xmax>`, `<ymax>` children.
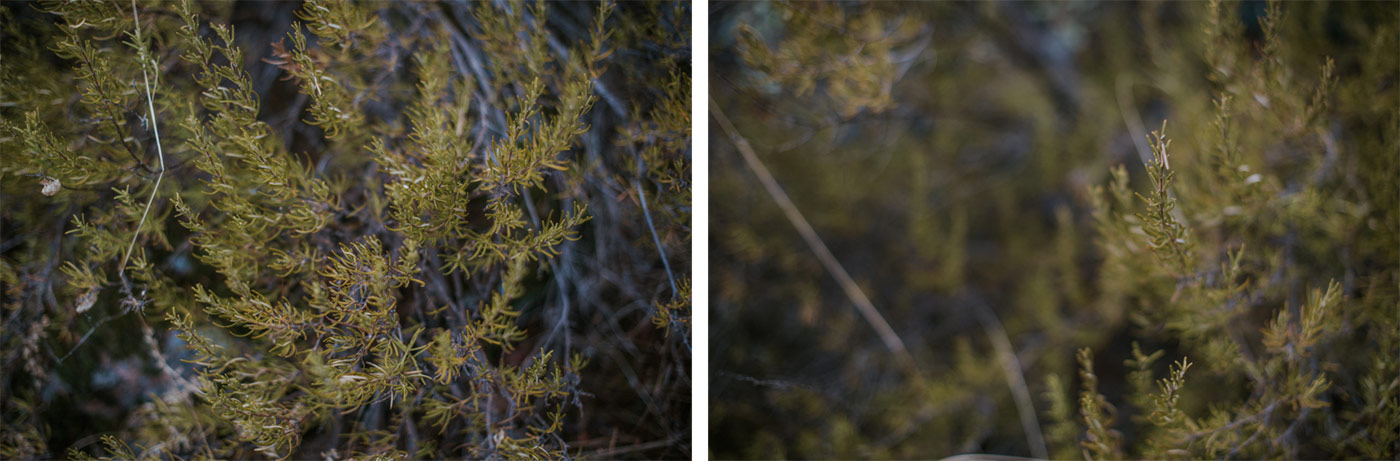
<box><xmin>1</xmin><ymin>0</ymin><xmax>690</xmax><ymax>458</ymax></box>
<box><xmin>711</xmin><ymin>0</ymin><xmax>1396</xmax><ymax>458</ymax></box>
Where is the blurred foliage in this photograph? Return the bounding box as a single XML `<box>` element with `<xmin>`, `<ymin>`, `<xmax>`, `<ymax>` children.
<box><xmin>711</xmin><ymin>0</ymin><xmax>1396</xmax><ymax>458</ymax></box>
<box><xmin>1</xmin><ymin>0</ymin><xmax>689</xmax><ymax>458</ymax></box>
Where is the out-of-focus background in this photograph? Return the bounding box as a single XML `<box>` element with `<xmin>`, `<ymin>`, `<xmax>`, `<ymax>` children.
<box><xmin>709</xmin><ymin>1</ymin><xmax>1397</xmax><ymax>458</ymax></box>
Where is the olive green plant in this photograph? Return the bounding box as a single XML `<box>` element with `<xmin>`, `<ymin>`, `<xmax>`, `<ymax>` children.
<box><xmin>1</xmin><ymin>0</ymin><xmax>690</xmax><ymax>458</ymax></box>
<box><xmin>711</xmin><ymin>0</ymin><xmax>1395</xmax><ymax>458</ymax></box>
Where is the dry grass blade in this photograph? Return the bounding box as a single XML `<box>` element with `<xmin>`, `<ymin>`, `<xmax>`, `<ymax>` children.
<box><xmin>970</xmin><ymin>296</ymin><xmax>1048</xmax><ymax>459</ymax></box>
<box><xmin>118</xmin><ymin>0</ymin><xmax>166</xmax><ymax>283</ymax></box>
<box><xmin>709</xmin><ymin>97</ymin><xmax>917</xmax><ymax>375</ymax></box>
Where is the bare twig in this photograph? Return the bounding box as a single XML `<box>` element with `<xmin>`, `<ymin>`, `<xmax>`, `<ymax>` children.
<box><xmin>1116</xmin><ymin>75</ymin><xmax>1153</xmax><ymax>167</ymax></box>
<box><xmin>580</xmin><ymin>436</ymin><xmax>682</xmax><ymax>459</ymax></box>
<box><xmin>709</xmin><ymin>97</ymin><xmax>917</xmax><ymax>375</ymax></box>
<box><xmin>118</xmin><ymin>0</ymin><xmax>166</xmax><ymax>282</ymax></box>
<box><xmin>56</xmin><ymin>310</ymin><xmax>128</xmax><ymax>363</ymax></box>
<box><xmin>634</xmin><ymin>147</ymin><xmax>679</xmax><ymax>299</ymax></box>
<box><xmin>969</xmin><ymin>295</ymin><xmax>1049</xmax><ymax>460</ymax></box>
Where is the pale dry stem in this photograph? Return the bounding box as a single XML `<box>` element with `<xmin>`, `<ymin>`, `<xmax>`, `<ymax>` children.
<box><xmin>118</xmin><ymin>0</ymin><xmax>167</xmax><ymax>283</ymax></box>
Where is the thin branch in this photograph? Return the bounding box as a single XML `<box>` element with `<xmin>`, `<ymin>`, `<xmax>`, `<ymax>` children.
<box><xmin>1116</xmin><ymin>75</ymin><xmax>1153</xmax><ymax>167</ymax></box>
<box><xmin>580</xmin><ymin>436</ymin><xmax>682</xmax><ymax>459</ymax></box>
<box><xmin>969</xmin><ymin>295</ymin><xmax>1049</xmax><ymax>460</ymax></box>
<box><xmin>709</xmin><ymin>97</ymin><xmax>917</xmax><ymax>375</ymax></box>
<box><xmin>118</xmin><ymin>0</ymin><xmax>166</xmax><ymax>282</ymax></box>
<box><xmin>56</xmin><ymin>310</ymin><xmax>129</xmax><ymax>363</ymax></box>
<box><xmin>70</xmin><ymin>42</ymin><xmax>152</xmax><ymax>173</ymax></box>
<box><xmin>635</xmin><ymin>147</ymin><xmax>679</xmax><ymax>299</ymax></box>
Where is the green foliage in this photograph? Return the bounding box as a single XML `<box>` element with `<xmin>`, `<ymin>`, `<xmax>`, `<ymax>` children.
<box><xmin>736</xmin><ymin>1</ymin><xmax>921</xmax><ymax>118</ymax></box>
<box><xmin>712</xmin><ymin>0</ymin><xmax>1397</xmax><ymax>458</ymax></box>
<box><xmin>1075</xmin><ymin>348</ymin><xmax>1121</xmax><ymax>460</ymax></box>
<box><xmin>1133</xmin><ymin>122</ymin><xmax>1195</xmax><ymax>276</ymax></box>
<box><xmin>2</xmin><ymin>0</ymin><xmax>689</xmax><ymax>458</ymax></box>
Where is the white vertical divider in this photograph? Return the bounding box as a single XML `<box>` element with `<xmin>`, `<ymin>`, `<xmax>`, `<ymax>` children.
<box><xmin>690</xmin><ymin>1</ymin><xmax>710</xmax><ymax>460</ymax></box>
